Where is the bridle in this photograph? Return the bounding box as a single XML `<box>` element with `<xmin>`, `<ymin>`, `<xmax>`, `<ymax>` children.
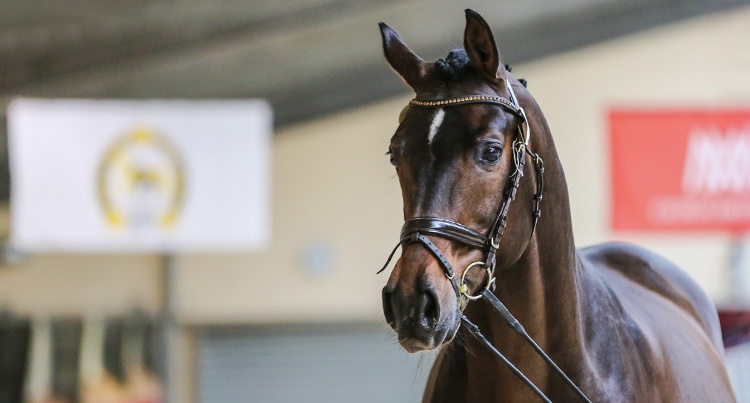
<box><xmin>378</xmin><ymin>81</ymin><xmax>592</xmax><ymax>403</ymax></box>
<box><xmin>379</xmin><ymin>88</ymin><xmax>543</xmax><ymax>308</ymax></box>
<box><xmin>378</xmin><ymin>81</ymin><xmax>542</xmax><ymax>308</ymax></box>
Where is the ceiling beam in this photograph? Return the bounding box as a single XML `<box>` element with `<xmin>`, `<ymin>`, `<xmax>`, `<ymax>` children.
<box><xmin>0</xmin><ymin>0</ymin><xmax>749</xmax><ymax>199</ymax></box>
<box><xmin>3</xmin><ymin>0</ymin><xmax>749</xmax><ymax>129</ymax></box>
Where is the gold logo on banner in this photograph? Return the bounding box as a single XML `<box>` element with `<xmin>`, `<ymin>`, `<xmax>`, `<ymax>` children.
<box><xmin>98</xmin><ymin>127</ymin><xmax>185</xmax><ymax>230</ymax></box>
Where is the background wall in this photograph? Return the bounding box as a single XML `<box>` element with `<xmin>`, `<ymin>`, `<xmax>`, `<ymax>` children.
<box><xmin>176</xmin><ymin>4</ymin><xmax>750</xmax><ymax>325</ymax></box>
<box><xmin>1</xmin><ymin>3</ymin><xmax>748</xmax><ymax>322</ymax></box>
<box><xmin>520</xmin><ymin>6</ymin><xmax>750</xmax><ymax>303</ymax></box>
<box><xmin>0</xmin><ymin>205</ymin><xmax>163</xmax><ymax>315</ymax></box>
<box><xmin>1</xmin><ymin>4</ymin><xmax>749</xmax><ymax>402</ymax></box>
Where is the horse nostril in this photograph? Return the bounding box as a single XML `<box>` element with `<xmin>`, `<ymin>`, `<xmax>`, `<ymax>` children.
<box><xmin>420</xmin><ymin>285</ymin><xmax>441</xmax><ymax>327</ymax></box>
<box><xmin>382</xmin><ymin>285</ymin><xmax>397</xmax><ymax>327</ymax></box>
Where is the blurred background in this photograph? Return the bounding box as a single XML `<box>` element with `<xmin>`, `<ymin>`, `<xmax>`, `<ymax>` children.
<box><xmin>1</xmin><ymin>0</ymin><xmax>750</xmax><ymax>402</ymax></box>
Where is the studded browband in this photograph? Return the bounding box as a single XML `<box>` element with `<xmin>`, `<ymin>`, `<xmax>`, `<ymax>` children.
<box><xmin>408</xmin><ymin>95</ymin><xmax>524</xmax><ymax>118</ymax></box>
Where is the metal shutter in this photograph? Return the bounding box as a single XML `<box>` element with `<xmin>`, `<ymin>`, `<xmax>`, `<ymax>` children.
<box><xmin>198</xmin><ymin>324</ymin><xmax>437</xmax><ymax>403</ymax></box>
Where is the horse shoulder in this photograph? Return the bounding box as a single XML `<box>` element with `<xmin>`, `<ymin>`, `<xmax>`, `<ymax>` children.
<box><xmin>579</xmin><ymin>241</ymin><xmax>723</xmax><ymax>349</ymax></box>
<box><xmin>578</xmin><ymin>242</ymin><xmax>735</xmax><ymax>402</ymax></box>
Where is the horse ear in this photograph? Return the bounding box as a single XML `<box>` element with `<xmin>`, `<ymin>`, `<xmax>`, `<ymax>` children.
<box><xmin>379</xmin><ymin>22</ymin><xmax>428</xmax><ymax>89</ymax></box>
<box><xmin>464</xmin><ymin>9</ymin><xmax>504</xmax><ymax>83</ymax></box>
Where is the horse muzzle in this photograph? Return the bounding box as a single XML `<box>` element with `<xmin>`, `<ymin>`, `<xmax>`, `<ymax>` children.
<box><xmin>382</xmin><ymin>273</ymin><xmax>461</xmax><ymax>352</ymax></box>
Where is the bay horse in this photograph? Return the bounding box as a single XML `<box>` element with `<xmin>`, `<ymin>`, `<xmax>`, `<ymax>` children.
<box><xmin>378</xmin><ymin>9</ymin><xmax>735</xmax><ymax>402</ymax></box>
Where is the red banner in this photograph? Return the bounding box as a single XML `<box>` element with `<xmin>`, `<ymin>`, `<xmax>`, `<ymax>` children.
<box><xmin>609</xmin><ymin>109</ymin><xmax>750</xmax><ymax>232</ymax></box>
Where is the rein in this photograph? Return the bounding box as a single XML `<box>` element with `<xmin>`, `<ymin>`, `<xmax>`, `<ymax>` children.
<box><xmin>378</xmin><ymin>82</ymin><xmax>591</xmax><ymax>403</ymax></box>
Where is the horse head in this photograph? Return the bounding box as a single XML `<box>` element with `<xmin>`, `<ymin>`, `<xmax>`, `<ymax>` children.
<box><xmin>380</xmin><ymin>10</ymin><xmax>542</xmax><ymax>353</ymax></box>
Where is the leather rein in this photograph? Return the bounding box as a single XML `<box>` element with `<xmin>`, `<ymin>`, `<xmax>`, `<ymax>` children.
<box><xmin>378</xmin><ymin>82</ymin><xmax>592</xmax><ymax>403</ymax></box>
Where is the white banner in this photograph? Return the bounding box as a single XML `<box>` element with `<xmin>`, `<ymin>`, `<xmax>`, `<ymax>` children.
<box><xmin>8</xmin><ymin>99</ymin><xmax>272</xmax><ymax>253</ymax></box>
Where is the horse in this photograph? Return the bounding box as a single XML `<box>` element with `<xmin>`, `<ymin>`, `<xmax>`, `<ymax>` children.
<box><xmin>377</xmin><ymin>9</ymin><xmax>736</xmax><ymax>402</ymax></box>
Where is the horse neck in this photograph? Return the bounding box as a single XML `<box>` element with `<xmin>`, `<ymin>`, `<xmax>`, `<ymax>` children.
<box><xmin>497</xmin><ymin>92</ymin><xmax>580</xmax><ymax>332</ymax></box>
<box><xmin>462</xmin><ymin>98</ymin><xmax>587</xmax><ymax>397</ymax></box>
<box><xmin>504</xmin><ymin>121</ymin><xmax>580</xmax><ymax>343</ymax></box>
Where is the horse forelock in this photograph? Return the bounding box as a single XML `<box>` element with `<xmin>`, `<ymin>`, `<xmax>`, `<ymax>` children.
<box><xmin>418</xmin><ymin>51</ymin><xmax>525</xmax><ymax>108</ymax></box>
<box><xmin>433</xmin><ymin>49</ymin><xmax>470</xmax><ymax>81</ymax></box>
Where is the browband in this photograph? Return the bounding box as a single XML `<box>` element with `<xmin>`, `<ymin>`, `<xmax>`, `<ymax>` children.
<box><xmin>408</xmin><ymin>95</ymin><xmax>524</xmax><ymax>118</ymax></box>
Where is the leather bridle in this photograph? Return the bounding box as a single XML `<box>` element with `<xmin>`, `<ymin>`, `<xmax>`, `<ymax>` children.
<box><xmin>378</xmin><ymin>81</ymin><xmax>592</xmax><ymax>403</ymax></box>
<box><xmin>378</xmin><ymin>84</ymin><xmax>544</xmax><ymax>309</ymax></box>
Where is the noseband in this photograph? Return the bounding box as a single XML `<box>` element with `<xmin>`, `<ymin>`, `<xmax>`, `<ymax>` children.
<box><xmin>378</xmin><ymin>82</ymin><xmax>591</xmax><ymax>403</ymax></box>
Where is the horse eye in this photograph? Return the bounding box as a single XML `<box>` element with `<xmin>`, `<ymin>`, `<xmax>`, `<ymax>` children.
<box><xmin>387</xmin><ymin>149</ymin><xmax>397</xmax><ymax>166</ymax></box>
<box><xmin>481</xmin><ymin>146</ymin><xmax>501</xmax><ymax>163</ymax></box>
